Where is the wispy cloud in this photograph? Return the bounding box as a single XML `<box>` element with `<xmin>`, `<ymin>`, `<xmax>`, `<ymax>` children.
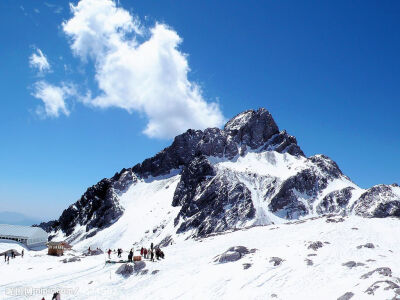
<box><xmin>61</xmin><ymin>0</ymin><xmax>225</xmax><ymax>139</ymax></box>
<box><xmin>29</xmin><ymin>48</ymin><xmax>51</xmax><ymax>75</ymax></box>
<box><xmin>44</xmin><ymin>2</ymin><xmax>63</xmax><ymax>14</ymax></box>
<box><xmin>31</xmin><ymin>81</ymin><xmax>74</xmax><ymax>118</ymax></box>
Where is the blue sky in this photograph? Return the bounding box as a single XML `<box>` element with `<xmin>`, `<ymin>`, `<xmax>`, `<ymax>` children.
<box><xmin>1</xmin><ymin>0</ymin><xmax>399</xmax><ymax>221</ymax></box>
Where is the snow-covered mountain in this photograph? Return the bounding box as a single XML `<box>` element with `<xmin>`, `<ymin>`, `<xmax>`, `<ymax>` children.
<box><xmin>39</xmin><ymin>108</ymin><xmax>400</xmax><ymax>246</ymax></box>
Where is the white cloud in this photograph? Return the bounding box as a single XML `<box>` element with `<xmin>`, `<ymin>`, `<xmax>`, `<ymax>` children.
<box><xmin>44</xmin><ymin>2</ymin><xmax>63</xmax><ymax>14</ymax></box>
<box><xmin>32</xmin><ymin>81</ymin><xmax>74</xmax><ymax>118</ymax></box>
<box><xmin>62</xmin><ymin>0</ymin><xmax>225</xmax><ymax>139</ymax></box>
<box><xmin>29</xmin><ymin>48</ymin><xmax>51</xmax><ymax>75</ymax></box>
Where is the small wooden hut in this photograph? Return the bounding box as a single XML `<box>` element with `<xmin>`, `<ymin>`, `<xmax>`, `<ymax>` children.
<box><xmin>47</xmin><ymin>241</ymin><xmax>72</xmax><ymax>256</ymax></box>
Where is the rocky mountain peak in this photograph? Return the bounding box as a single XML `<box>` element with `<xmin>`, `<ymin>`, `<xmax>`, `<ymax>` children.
<box><xmin>224</xmin><ymin>108</ymin><xmax>279</xmax><ymax>149</ymax></box>
<box><xmin>130</xmin><ymin>108</ymin><xmax>303</xmax><ymax>178</ymax></box>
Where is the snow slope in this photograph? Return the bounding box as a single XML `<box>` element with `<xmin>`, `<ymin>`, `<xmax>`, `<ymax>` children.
<box><xmin>2</xmin><ymin>216</ymin><xmax>400</xmax><ymax>299</ymax></box>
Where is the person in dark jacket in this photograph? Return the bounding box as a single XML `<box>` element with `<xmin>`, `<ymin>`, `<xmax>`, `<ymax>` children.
<box><xmin>150</xmin><ymin>250</ymin><xmax>154</xmax><ymax>262</ymax></box>
<box><xmin>144</xmin><ymin>248</ymin><xmax>148</xmax><ymax>259</ymax></box>
<box><xmin>129</xmin><ymin>250</ymin><xmax>134</xmax><ymax>262</ymax></box>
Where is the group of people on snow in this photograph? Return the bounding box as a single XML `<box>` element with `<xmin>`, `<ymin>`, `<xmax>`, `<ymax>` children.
<box><xmin>3</xmin><ymin>249</ymin><xmax>23</xmax><ymax>264</ymax></box>
<box><xmin>140</xmin><ymin>243</ymin><xmax>165</xmax><ymax>262</ymax></box>
<box><xmin>106</xmin><ymin>242</ymin><xmax>165</xmax><ymax>262</ymax></box>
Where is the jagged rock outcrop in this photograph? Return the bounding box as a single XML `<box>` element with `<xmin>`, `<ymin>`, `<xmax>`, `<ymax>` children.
<box><xmin>317</xmin><ymin>187</ymin><xmax>355</xmax><ymax>215</ymax></box>
<box><xmin>352</xmin><ymin>184</ymin><xmax>400</xmax><ymax>217</ymax></box>
<box><xmin>173</xmin><ymin>155</ymin><xmax>255</xmax><ymax>237</ymax></box>
<box><xmin>269</xmin><ymin>155</ymin><xmax>344</xmax><ymax>218</ymax></box>
<box><xmin>39</xmin><ymin>169</ymin><xmax>138</xmax><ymax>239</ymax></box>
<box><xmin>131</xmin><ymin>109</ymin><xmax>303</xmax><ymax>178</ymax></box>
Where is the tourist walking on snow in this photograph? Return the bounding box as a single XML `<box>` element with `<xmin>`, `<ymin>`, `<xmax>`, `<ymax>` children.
<box><xmin>21</xmin><ymin>249</ymin><xmax>24</xmax><ymax>258</ymax></box>
<box><xmin>144</xmin><ymin>248</ymin><xmax>148</xmax><ymax>259</ymax></box>
<box><xmin>107</xmin><ymin>249</ymin><xmax>112</xmax><ymax>259</ymax></box>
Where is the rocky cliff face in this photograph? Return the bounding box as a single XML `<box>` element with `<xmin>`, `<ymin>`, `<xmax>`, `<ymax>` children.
<box><xmin>352</xmin><ymin>184</ymin><xmax>400</xmax><ymax>218</ymax></box>
<box><xmin>38</xmin><ymin>108</ymin><xmax>400</xmax><ymax>241</ymax></box>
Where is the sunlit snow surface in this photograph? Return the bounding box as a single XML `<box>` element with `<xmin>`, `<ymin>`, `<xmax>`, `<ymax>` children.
<box><xmin>1</xmin><ymin>216</ymin><xmax>400</xmax><ymax>299</ymax></box>
<box><xmin>1</xmin><ymin>151</ymin><xmax>398</xmax><ymax>299</ymax></box>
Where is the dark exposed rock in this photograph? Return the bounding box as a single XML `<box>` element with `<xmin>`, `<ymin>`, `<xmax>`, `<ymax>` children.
<box><xmin>224</xmin><ymin>109</ymin><xmax>279</xmax><ymax>149</ymax></box>
<box><xmin>134</xmin><ymin>108</ymin><xmax>304</xmax><ymax>179</ymax></box>
<box><xmin>133</xmin><ymin>261</ymin><xmax>146</xmax><ymax>273</ymax></box>
<box><xmin>115</xmin><ymin>263</ymin><xmax>134</xmax><ymax>278</ymax></box>
<box><xmin>172</xmin><ymin>155</ymin><xmax>216</xmax><ymax>207</ymax></box>
<box><xmin>260</xmin><ymin>130</ymin><xmax>304</xmax><ymax>156</ymax></box>
<box><xmin>357</xmin><ymin>243</ymin><xmax>375</xmax><ymax>249</ymax></box>
<box><xmin>214</xmin><ymin>246</ymin><xmax>251</xmax><ymax>264</ymax></box>
<box><xmin>305</xmin><ymin>259</ymin><xmax>313</xmax><ymax>266</ymax></box>
<box><xmin>318</xmin><ymin>187</ymin><xmax>354</xmax><ymax>215</ymax></box>
<box><xmin>353</xmin><ymin>184</ymin><xmax>400</xmax><ymax>217</ymax></box>
<box><xmin>342</xmin><ymin>261</ymin><xmax>365</xmax><ymax>268</ymax></box>
<box><xmin>365</xmin><ymin>280</ymin><xmax>399</xmax><ymax>295</ymax></box>
<box><xmin>269</xmin><ymin>155</ymin><xmax>344</xmax><ymax>218</ymax></box>
<box><xmin>157</xmin><ymin>235</ymin><xmax>173</xmax><ymax>248</ymax></box>
<box><xmin>361</xmin><ymin>267</ymin><xmax>392</xmax><ymax>279</ymax></box>
<box><xmin>326</xmin><ymin>217</ymin><xmax>346</xmax><ymax>223</ymax></box>
<box><xmin>337</xmin><ymin>292</ymin><xmax>354</xmax><ymax>300</ymax></box>
<box><xmin>33</xmin><ymin>220</ymin><xmax>59</xmax><ymax>234</ymax></box>
<box><xmin>269</xmin><ymin>257</ymin><xmax>284</xmax><ymax>266</ymax></box>
<box><xmin>243</xmin><ymin>263</ymin><xmax>252</xmax><ymax>269</ymax></box>
<box><xmin>174</xmin><ymin>157</ymin><xmax>255</xmax><ymax>237</ymax></box>
<box><xmin>61</xmin><ymin>257</ymin><xmax>81</xmax><ymax>263</ymax></box>
<box><xmin>151</xmin><ymin>270</ymin><xmax>160</xmax><ymax>275</ymax></box>
<box><xmin>140</xmin><ymin>269</ymin><xmax>149</xmax><ymax>275</ymax></box>
<box><xmin>308</xmin><ymin>241</ymin><xmax>324</xmax><ymax>251</ymax></box>
<box><xmin>39</xmin><ymin>177</ymin><xmax>126</xmax><ymax>241</ymax></box>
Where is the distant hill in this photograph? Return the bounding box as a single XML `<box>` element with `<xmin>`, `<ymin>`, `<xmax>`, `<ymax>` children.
<box><xmin>0</xmin><ymin>211</ymin><xmax>41</xmax><ymax>226</ymax></box>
